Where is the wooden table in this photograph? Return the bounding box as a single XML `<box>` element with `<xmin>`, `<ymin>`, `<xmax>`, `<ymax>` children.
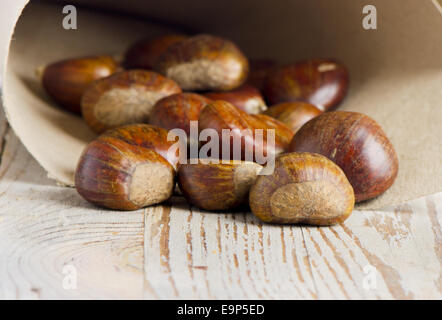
<box><xmin>0</xmin><ymin>110</ymin><xmax>440</xmax><ymax>300</ymax></box>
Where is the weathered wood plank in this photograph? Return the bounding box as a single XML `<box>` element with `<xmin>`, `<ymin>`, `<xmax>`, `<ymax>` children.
<box><xmin>0</xmin><ymin>105</ymin><xmax>440</xmax><ymax>299</ymax></box>
<box><xmin>0</xmin><ymin>130</ymin><xmax>145</xmax><ymax>299</ymax></box>
<box><xmin>143</xmin><ymin>195</ymin><xmax>441</xmax><ymax>299</ymax></box>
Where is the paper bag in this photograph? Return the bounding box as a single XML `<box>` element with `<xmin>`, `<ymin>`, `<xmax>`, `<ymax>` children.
<box><xmin>1</xmin><ymin>0</ymin><xmax>441</xmax><ymax>209</ymax></box>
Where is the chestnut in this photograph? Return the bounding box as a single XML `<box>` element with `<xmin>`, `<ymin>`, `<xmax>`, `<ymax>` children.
<box><xmin>123</xmin><ymin>34</ymin><xmax>188</xmax><ymax>69</ymax></box>
<box><xmin>289</xmin><ymin>111</ymin><xmax>399</xmax><ymax>202</ymax></box>
<box><xmin>99</xmin><ymin>124</ymin><xmax>180</xmax><ymax>169</ymax></box>
<box><xmin>42</xmin><ymin>55</ymin><xmax>117</xmax><ymax>114</ymax></box>
<box><xmin>203</xmin><ymin>85</ymin><xmax>267</xmax><ymax>114</ymax></box>
<box><xmin>81</xmin><ymin>70</ymin><xmax>181</xmax><ymax>134</ymax></box>
<box><xmin>198</xmin><ymin>101</ymin><xmax>293</xmax><ymax>161</ymax></box>
<box><xmin>250</xmin><ymin>114</ymin><xmax>294</xmax><ymax>148</ymax></box>
<box><xmin>263</xmin><ymin>59</ymin><xmax>349</xmax><ymax>111</ymax></box>
<box><xmin>75</xmin><ymin>136</ymin><xmax>175</xmax><ymax>210</ymax></box>
<box><xmin>263</xmin><ymin>102</ymin><xmax>322</xmax><ymax>134</ymax></box>
<box><xmin>249</xmin><ymin>152</ymin><xmax>355</xmax><ymax>225</ymax></box>
<box><xmin>155</xmin><ymin>34</ymin><xmax>249</xmax><ymax>91</ymax></box>
<box><xmin>149</xmin><ymin>92</ymin><xmax>212</xmax><ymax>137</ymax></box>
<box><xmin>178</xmin><ymin>160</ymin><xmax>263</xmax><ymax>211</ymax></box>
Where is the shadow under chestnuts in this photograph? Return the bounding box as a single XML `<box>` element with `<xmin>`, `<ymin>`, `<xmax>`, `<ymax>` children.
<box><xmin>40</xmin><ymin>32</ymin><xmax>399</xmax><ymax>226</ymax></box>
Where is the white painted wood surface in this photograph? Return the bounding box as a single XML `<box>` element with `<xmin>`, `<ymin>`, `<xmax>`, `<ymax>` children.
<box><xmin>0</xmin><ymin>109</ymin><xmax>440</xmax><ymax>300</ymax></box>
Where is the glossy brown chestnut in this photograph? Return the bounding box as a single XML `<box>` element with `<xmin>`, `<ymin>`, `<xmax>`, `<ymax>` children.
<box><xmin>81</xmin><ymin>70</ymin><xmax>181</xmax><ymax>133</ymax></box>
<box><xmin>249</xmin><ymin>152</ymin><xmax>355</xmax><ymax>225</ymax></box>
<box><xmin>123</xmin><ymin>34</ymin><xmax>188</xmax><ymax>69</ymax></box>
<box><xmin>250</xmin><ymin>114</ymin><xmax>294</xmax><ymax>147</ymax></box>
<box><xmin>99</xmin><ymin>124</ymin><xmax>180</xmax><ymax>169</ymax></box>
<box><xmin>42</xmin><ymin>55</ymin><xmax>117</xmax><ymax>114</ymax></box>
<box><xmin>155</xmin><ymin>34</ymin><xmax>249</xmax><ymax>91</ymax></box>
<box><xmin>203</xmin><ymin>85</ymin><xmax>267</xmax><ymax>114</ymax></box>
<box><xmin>263</xmin><ymin>102</ymin><xmax>322</xmax><ymax>134</ymax></box>
<box><xmin>263</xmin><ymin>59</ymin><xmax>349</xmax><ymax>111</ymax></box>
<box><xmin>198</xmin><ymin>101</ymin><xmax>293</xmax><ymax>161</ymax></box>
<box><xmin>289</xmin><ymin>111</ymin><xmax>399</xmax><ymax>202</ymax></box>
<box><xmin>75</xmin><ymin>135</ymin><xmax>175</xmax><ymax>210</ymax></box>
<box><xmin>178</xmin><ymin>160</ymin><xmax>263</xmax><ymax>211</ymax></box>
<box><xmin>149</xmin><ymin>92</ymin><xmax>212</xmax><ymax>137</ymax></box>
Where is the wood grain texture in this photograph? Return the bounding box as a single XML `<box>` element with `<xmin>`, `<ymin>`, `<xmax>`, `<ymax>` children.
<box><xmin>0</xmin><ymin>110</ymin><xmax>440</xmax><ymax>299</ymax></box>
<box><xmin>0</xmin><ymin>123</ymin><xmax>145</xmax><ymax>299</ymax></box>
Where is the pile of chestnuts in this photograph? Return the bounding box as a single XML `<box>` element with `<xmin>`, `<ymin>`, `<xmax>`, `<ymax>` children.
<box><xmin>41</xmin><ymin>33</ymin><xmax>398</xmax><ymax>226</ymax></box>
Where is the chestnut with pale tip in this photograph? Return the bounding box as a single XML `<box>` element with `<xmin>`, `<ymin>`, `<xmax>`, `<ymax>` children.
<box><xmin>41</xmin><ymin>55</ymin><xmax>117</xmax><ymax>114</ymax></box>
<box><xmin>263</xmin><ymin>102</ymin><xmax>322</xmax><ymax>134</ymax></box>
<box><xmin>263</xmin><ymin>59</ymin><xmax>349</xmax><ymax>111</ymax></box>
<box><xmin>289</xmin><ymin>111</ymin><xmax>399</xmax><ymax>202</ymax></box>
<box><xmin>155</xmin><ymin>34</ymin><xmax>249</xmax><ymax>91</ymax></box>
<box><xmin>178</xmin><ymin>160</ymin><xmax>263</xmax><ymax>211</ymax></box>
<box><xmin>75</xmin><ymin>137</ymin><xmax>175</xmax><ymax>211</ymax></box>
<box><xmin>123</xmin><ymin>34</ymin><xmax>188</xmax><ymax>70</ymax></box>
<box><xmin>249</xmin><ymin>152</ymin><xmax>355</xmax><ymax>225</ymax></box>
<box><xmin>203</xmin><ymin>85</ymin><xmax>267</xmax><ymax>114</ymax></box>
<box><xmin>81</xmin><ymin>70</ymin><xmax>181</xmax><ymax>134</ymax></box>
<box><xmin>198</xmin><ymin>101</ymin><xmax>293</xmax><ymax>161</ymax></box>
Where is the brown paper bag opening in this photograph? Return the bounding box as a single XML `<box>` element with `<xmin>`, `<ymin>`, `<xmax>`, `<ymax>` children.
<box><xmin>2</xmin><ymin>0</ymin><xmax>442</xmax><ymax>209</ymax></box>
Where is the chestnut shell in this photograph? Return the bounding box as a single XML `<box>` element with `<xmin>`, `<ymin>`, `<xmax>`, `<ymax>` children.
<box><xmin>155</xmin><ymin>34</ymin><xmax>249</xmax><ymax>91</ymax></box>
<box><xmin>149</xmin><ymin>92</ymin><xmax>212</xmax><ymax>136</ymax></box>
<box><xmin>198</xmin><ymin>101</ymin><xmax>293</xmax><ymax>161</ymax></box>
<box><xmin>263</xmin><ymin>102</ymin><xmax>322</xmax><ymax>134</ymax></box>
<box><xmin>249</xmin><ymin>152</ymin><xmax>355</xmax><ymax>225</ymax></box>
<box><xmin>42</xmin><ymin>55</ymin><xmax>117</xmax><ymax>114</ymax></box>
<box><xmin>178</xmin><ymin>160</ymin><xmax>262</xmax><ymax>211</ymax></box>
<box><xmin>289</xmin><ymin>111</ymin><xmax>398</xmax><ymax>202</ymax></box>
<box><xmin>123</xmin><ymin>34</ymin><xmax>188</xmax><ymax>69</ymax></box>
<box><xmin>75</xmin><ymin>137</ymin><xmax>175</xmax><ymax>210</ymax></box>
<box><xmin>263</xmin><ymin>59</ymin><xmax>349</xmax><ymax>111</ymax></box>
<box><xmin>203</xmin><ymin>85</ymin><xmax>267</xmax><ymax>114</ymax></box>
<box><xmin>99</xmin><ymin>124</ymin><xmax>180</xmax><ymax>169</ymax></box>
<box><xmin>81</xmin><ymin>70</ymin><xmax>181</xmax><ymax>133</ymax></box>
